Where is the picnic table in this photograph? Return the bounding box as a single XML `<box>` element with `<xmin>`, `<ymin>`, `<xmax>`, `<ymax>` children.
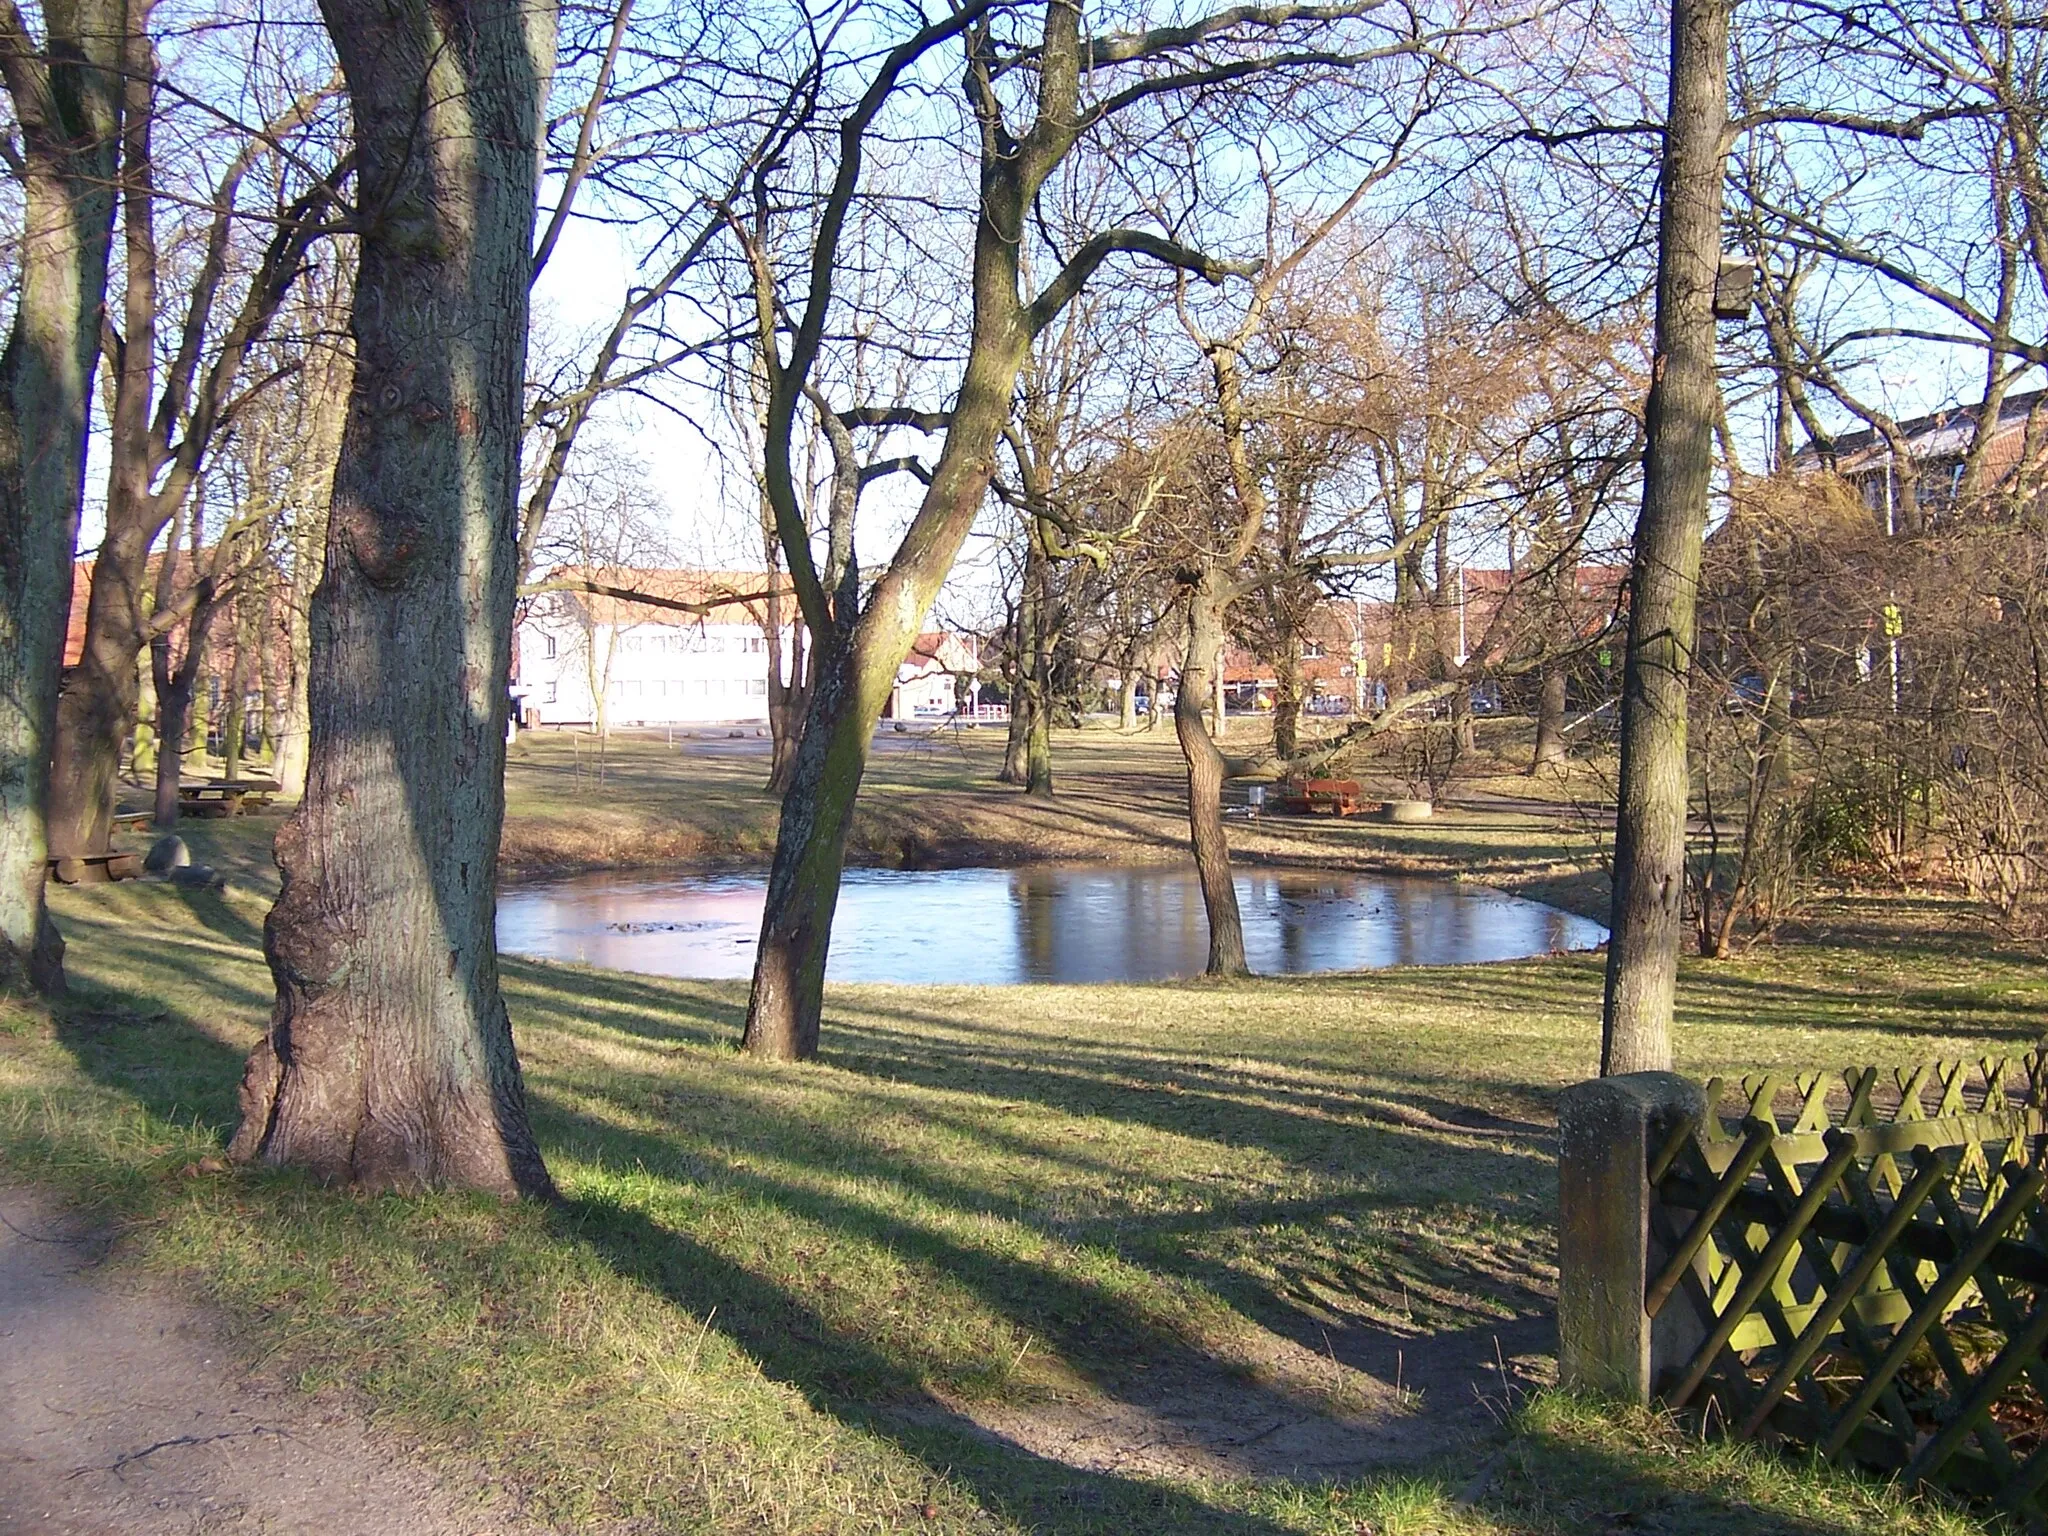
<box><xmin>178</xmin><ymin>777</ymin><xmax>281</xmax><ymax>818</ymax></box>
<box><xmin>1268</xmin><ymin>777</ymin><xmax>1370</xmax><ymax>817</ymax></box>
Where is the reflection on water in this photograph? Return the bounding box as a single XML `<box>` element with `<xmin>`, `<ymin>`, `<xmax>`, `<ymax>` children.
<box><xmin>496</xmin><ymin>864</ymin><xmax>1606</xmax><ymax>984</ymax></box>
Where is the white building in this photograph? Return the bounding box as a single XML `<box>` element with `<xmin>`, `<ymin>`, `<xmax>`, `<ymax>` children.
<box><xmin>886</xmin><ymin>631</ymin><xmax>981</xmax><ymax>720</ymax></box>
<box><xmin>516</xmin><ymin>570</ymin><xmax>786</xmax><ymax>728</ymax></box>
<box><xmin>515</xmin><ymin>570</ymin><xmax>984</xmax><ymax>730</ymax></box>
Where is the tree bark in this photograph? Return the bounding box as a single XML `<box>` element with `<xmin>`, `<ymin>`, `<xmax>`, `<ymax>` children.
<box><xmin>1118</xmin><ymin>666</ymin><xmax>1139</xmax><ymax>731</ymax></box>
<box><xmin>1272</xmin><ymin>642</ymin><xmax>1302</xmax><ymax>760</ymax></box>
<box><xmin>0</xmin><ymin>0</ymin><xmax>124</xmax><ymax>992</ymax></box>
<box><xmin>151</xmin><ymin>579</ymin><xmax>225</xmax><ymax>827</ymax></box>
<box><xmin>762</xmin><ymin>513</ymin><xmax>808</xmax><ymax>796</ymax></box>
<box><xmin>230</xmin><ymin>0</ymin><xmax>557</xmax><ymax>1195</ymax></box>
<box><xmin>1176</xmin><ymin>574</ymin><xmax>1248</xmax><ymax>978</ymax></box>
<box><xmin>274</xmin><ymin>334</ymin><xmax>352</xmax><ymax>800</ymax></box>
<box><xmin>1000</xmin><ymin>682</ymin><xmax>1032</xmax><ymax>781</ymax></box>
<box><xmin>1602</xmin><ymin>0</ymin><xmax>1731</xmax><ymax>1077</ymax></box>
<box><xmin>740</xmin><ymin>638</ymin><xmax>869</xmax><ymax>1060</ymax></box>
<box><xmin>221</xmin><ymin>593</ymin><xmax>255</xmax><ymax>781</ymax></box>
<box><xmin>1024</xmin><ymin>655</ymin><xmax>1054</xmax><ymax>797</ymax></box>
<box><xmin>1532</xmin><ymin>667</ymin><xmax>1568</xmax><ymax>769</ymax></box>
<box><xmin>999</xmin><ymin>570</ymin><xmax>1037</xmax><ymax>784</ymax></box>
<box><xmin>1023</xmin><ymin>546</ymin><xmax>1054</xmax><ymax>798</ymax></box>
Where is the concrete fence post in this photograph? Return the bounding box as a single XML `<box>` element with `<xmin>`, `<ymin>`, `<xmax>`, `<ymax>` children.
<box><xmin>1558</xmin><ymin>1072</ymin><xmax>1707</xmax><ymax>1402</ymax></box>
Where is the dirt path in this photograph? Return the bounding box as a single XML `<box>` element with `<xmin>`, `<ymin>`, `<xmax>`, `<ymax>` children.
<box><xmin>0</xmin><ymin>1191</ymin><xmax>534</xmax><ymax>1536</ymax></box>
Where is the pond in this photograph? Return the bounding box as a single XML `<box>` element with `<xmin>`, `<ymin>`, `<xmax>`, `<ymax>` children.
<box><xmin>496</xmin><ymin>864</ymin><xmax>1605</xmax><ymax>984</ymax></box>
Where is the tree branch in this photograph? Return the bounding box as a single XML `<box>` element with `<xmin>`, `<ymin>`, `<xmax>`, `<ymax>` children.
<box><xmin>1028</xmin><ymin>230</ymin><xmax>1256</xmax><ymax>334</ymax></box>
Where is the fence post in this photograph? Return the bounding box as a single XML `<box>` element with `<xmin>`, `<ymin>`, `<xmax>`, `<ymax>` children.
<box><xmin>1558</xmin><ymin>1072</ymin><xmax>1706</xmax><ymax>1402</ymax></box>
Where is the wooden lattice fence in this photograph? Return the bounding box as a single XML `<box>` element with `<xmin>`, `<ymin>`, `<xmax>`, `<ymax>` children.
<box><xmin>1560</xmin><ymin>1056</ymin><xmax>2048</xmax><ymax>1527</ymax></box>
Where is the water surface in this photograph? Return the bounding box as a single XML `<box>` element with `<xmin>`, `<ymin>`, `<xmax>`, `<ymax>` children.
<box><xmin>496</xmin><ymin>864</ymin><xmax>1604</xmax><ymax>984</ymax></box>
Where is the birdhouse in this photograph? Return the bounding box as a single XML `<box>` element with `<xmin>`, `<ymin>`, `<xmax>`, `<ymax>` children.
<box><xmin>1714</xmin><ymin>259</ymin><xmax>1755</xmax><ymax>321</ymax></box>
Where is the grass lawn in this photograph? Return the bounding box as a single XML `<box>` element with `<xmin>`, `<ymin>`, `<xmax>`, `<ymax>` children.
<box><xmin>4</xmin><ymin>834</ymin><xmax>2041</xmax><ymax>1532</ymax></box>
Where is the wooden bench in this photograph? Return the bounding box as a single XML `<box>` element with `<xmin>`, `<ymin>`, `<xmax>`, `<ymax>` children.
<box><xmin>178</xmin><ymin>778</ymin><xmax>280</xmax><ymax>818</ymax></box>
<box><xmin>1270</xmin><ymin>778</ymin><xmax>1369</xmax><ymax>817</ymax></box>
<box><xmin>47</xmin><ymin>851</ymin><xmax>144</xmax><ymax>884</ymax></box>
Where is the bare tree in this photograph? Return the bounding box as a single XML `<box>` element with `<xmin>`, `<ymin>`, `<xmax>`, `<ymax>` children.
<box><xmin>48</xmin><ymin>24</ymin><xmax>345</xmax><ymax>860</ymax></box>
<box><xmin>730</xmin><ymin>0</ymin><xmax>1419</xmax><ymax>1056</ymax></box>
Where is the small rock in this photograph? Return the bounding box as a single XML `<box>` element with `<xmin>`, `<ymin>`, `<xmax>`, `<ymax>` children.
<box><xmin>143</xmin><ymin>834</ymin><xmax>190</xmax><ymax>873</ymax></box>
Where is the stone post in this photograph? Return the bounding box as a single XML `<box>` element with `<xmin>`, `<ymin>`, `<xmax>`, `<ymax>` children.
<box><xmin>1558</xmin><ymin>1071</ymin><xmax>1706</xmax><ymax>1402</ymax></box>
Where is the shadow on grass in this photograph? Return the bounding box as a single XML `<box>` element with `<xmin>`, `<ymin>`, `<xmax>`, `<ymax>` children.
<box><xmin>52</xmin><ymin>954</ymin><xmax>253</xmax><ymax>1141</ymax></box>
<box><xmin>1483</xmin><ymin>1403</ymin><xmax>1966</xmax><ymax>1536</ymax></box>
<box><xmin>553</xmin><ymin>1188</ymin><xmax>1346</xmax><ymax>1536</ymax></box>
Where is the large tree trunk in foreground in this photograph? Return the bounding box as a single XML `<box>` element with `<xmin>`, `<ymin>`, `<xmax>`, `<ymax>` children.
<box><xmin>1602</xmin><ymin>0</ymin><xmax>1730</xmax><ymax>1077</ymax></box>
<box><xmin>1176</xmin><ymin>574</ymin><xmax>1248</xmax><ymax>978</ymax></box>
<box><xmin>230</xmin><ymin>0</ymin><xmax>557</xmax><ymax>1195</ymax></box>
<box><xmin>0</xmin><ymin>4</ymin><xmax>123</xmax><ymax>993</ymax></box>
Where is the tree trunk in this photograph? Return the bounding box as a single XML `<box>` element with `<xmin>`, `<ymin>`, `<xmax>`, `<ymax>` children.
<box><xmin>761</xmin><ymin>490</ymin><xmax>809</xmax><ymax>796</ymax></box>
<box><xmin>0</xmin><ymin>2</ymin><xmax>123</xmax><ymax>993</ymax></box>
<box><xmin>1023</xmin><ymin>583</ymin><xmax>1054</xmax><ymax>799</ymax></box>
<box><xmin>150</xmin><ymin>579</ymin><xmax>224</xmax><ymax>828</ymax></box>
<box><xmin>1001</xmin><ymin>684</ymin><xmax>1031</xmax><ymax>781</ymax></box>
<box><xmin>50</xmin><ymin>533</ymin><xmax>153</xmax><ymax>854</ymax></box>
<box><xmin>1176</xmin><ymin>575</ymin><xmax>1248</xmax><ymax>978</ymax></box>
<box><xmin>47</xmin><ymin>25</ymin><xmax>157</xmax><ymax>862</ymax></box>
<box><xmin>741</xmin><ymin>639</ymin><xmax>871</xmax><ymax>1060</ymax></box>
<box><xmin>765</xmin><ymin>624</ymin><xmax>810</xmax><ymax>795</ymax></box>
<box><xmin>229</xmin><ymin>0</ymin><xmax>557</xmax><ymax>1196</ymax></box>
<box><xmin>1272</xmin><ymin>644</ymin><xmax>1302</xmax><ymax>761</ymax></box>
<box><xmin>275</xmin><ymin>335</ymin><xmax>350</xmax><ymax>800</ymax></box>
<box><xmin>221</xmin><ymin>599</ymin><xmax>253</xmax><ymax>781</ymax></box>
<box><xmin>1119</xmin><ymin>666</ymin><xmax>1139</xmax><ymax>731</ymax></box>
<box><xmin>1531</xmin><ymin>667</ymin><xmax>1568</xmax><ymax>769</ymax></box>
<box><xmin>1602</xmin><ymin>0</ymin><xmax>1730</xmax><ymax>1077</ymax></box>
<box><xmin>999</xmin><ymin>563</ymin><xmax>1039</xmax><ymax>784</ymax></box>
<box><xmin>151</xmin><ymin>646</ymin><xmax>189</xmax><ymax>827</ymax></box>
<box><xmin>744</xmin><ymin>380</ymin><xmax>1023</xmax><ymax>1060</ymax></box>
<box><xmin>1024</xmin><ymin>665</ymin><xmax>1053</xmax><ymax>797</ymax></box>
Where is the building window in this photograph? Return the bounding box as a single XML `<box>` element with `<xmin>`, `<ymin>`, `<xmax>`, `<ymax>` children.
<box><xmin>543</xmin><ymin>633</ymin><xmax>557</xmax><ymax>659</ymax></box>
<box><xmin>1302</xmin><ymin>642</ymin><xmax>1324</xmax><ymax>659</ymax></box>
<box><xmin>748</xmin><ymin>678</ymin><xmax>768</xmax><ymax>695</ymax></box>
<box><xmin>543</xmin><ymin>681</ymin><xmax>557</xmax><ymax>704</ymax></box>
